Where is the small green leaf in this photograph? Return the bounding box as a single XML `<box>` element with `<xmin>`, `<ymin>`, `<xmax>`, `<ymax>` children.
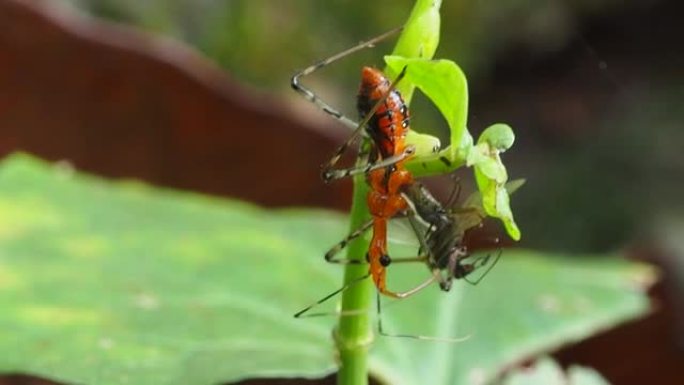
<box><xmin>469</xmin><ymin>147</ymin><xmax>507</xmax><ymax>182</ymax></box>
<box><xmin>470</xmin><ymin>123</ymin><xmax>520</xmax><ymax>240</ymax></box>
<box><xmin>455</xmin><ymin>127</ymin><xmax>475</xmax><ymax>159</ymax></box>
<box><xmin>503</xmin><ymin>178</ymin><xmax>527</xmax><ymax>195</ymax></box>
<box><xmin>384</xmin><ymin>56</ymin><xmax>469</xmax><ymax>158</ymax></box>
<box><xmin>496</xmin><ymin>182</ymin><xmax>521</xmax><ymax>240</ymax></box>
<box><xmin>462</xmin><ymin>179</ymin><xmax>525</xmax><ymax>210</ymax></box>
<box><xmin>405</xmin><ymin>127</ymin><xmax>473</xmax><ymax>177</ymax></box>
<box><xmin>478</xmin><ymin>123</ymin><xmax>515</xmax><ymax>151</ymax></box>
<box><xmin>405</xmin><ymin>130</ymin><xmax>441</xmax><ymax>158</ymax></box>
<box><xmin>475</xmin><ymin>165</ymin><xmax>521</xmax><ymax>240</ymax></box>
<box><xmin>459</xmin><ymin>179</ymin><xmax>526</xmax><ymax>235</ymax></box>
<box><xmin>384</xmin><ymin>36</ymin><xmax>519</xmax><ymax>240</ymax></box>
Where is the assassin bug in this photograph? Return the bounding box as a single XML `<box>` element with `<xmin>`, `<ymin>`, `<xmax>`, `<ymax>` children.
<box><xmin>291</xmin><ymin>26</ymin><xmax>436</xmax><ymax>301</ymax></box>
<box><xmin>290</xmin><ymin>29</ymin><xmax>496</xmax><ymax>342</ymax></box>
<box><xmin>290</xmin><ymin>27</ymin><xmax>416</xmax><ymax>184</ymax></box>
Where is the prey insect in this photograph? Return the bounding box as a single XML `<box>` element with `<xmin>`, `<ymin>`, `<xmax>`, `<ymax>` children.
<box><xmin>376</xmin><ymin>178</ymin><xmax>525</xmax><ymax>341</ymax></box>
<box><xmin>403</xmin><ymin>181</ymin><xmax>502</xmax><ymax>293</ymax></box>
<box><xmin>356</xmin><ymin>181</ymin><xmax>501</xmax><ymax>341</ymax></box>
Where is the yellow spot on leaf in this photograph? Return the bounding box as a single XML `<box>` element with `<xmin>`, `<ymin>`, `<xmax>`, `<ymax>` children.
<box><xmin>133</xmin><ymin>292</ymin><xmax>160</xmax><ymax>310</ymax></box>
<box><xmin>20</xmin><ymin>305</ymin><xmax>101</xmax><ymax>326</ymax></box>
<box><xmin>0</xmin><ymin>198</ymin><xmax>62</xmax><ymax>240</ymax></box>
<box><xmin>0</xmin><ymin>264</ymin><xmax>22</xmax><ymax>290</ymax></box>
<box><xmin>61</xmin><ymin>235</ymin><xmax>109</xmax><ymax>259</ymax></box>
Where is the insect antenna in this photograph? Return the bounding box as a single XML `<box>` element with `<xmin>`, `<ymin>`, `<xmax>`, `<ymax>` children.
<box><xmin>376</xmin><ymin>292</ymin><xmax>472</xmax><ymax>343</ymax></box>
<box><xmin>463</xmin><ymin>248</ymin><xmax>502</xmax><ymax>286</ymax></box>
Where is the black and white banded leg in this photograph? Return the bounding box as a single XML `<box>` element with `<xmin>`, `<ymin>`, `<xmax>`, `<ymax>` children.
<box><xmin>324</xmin><ymin>219</ymin><xmax>373</xmax><ymax>264</ymax></box>
<box><xmin>322</xmin><ymin>145</ymin><xmax>416</xmax><ymax>182</ymax></box>
<box><xmin>291</xmin><ymin>26</ymin><xmax>402</xmax><ymax>130</ymax></box>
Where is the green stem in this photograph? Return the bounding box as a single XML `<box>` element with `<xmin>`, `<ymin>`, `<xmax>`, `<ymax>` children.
<box><xmin>334</xmin><ymin>3</ymin><xmax>442</xmax><ymax>383</ymax></box>
<box><xmin>336</xmin><ymin>173</ymin><xmax>372</xmax><ymax>385</ymax></box>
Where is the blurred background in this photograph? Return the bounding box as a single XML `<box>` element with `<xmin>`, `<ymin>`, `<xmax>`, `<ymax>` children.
<box><xmin>0</xmin><ymin>0</ymin><xmax>682</xmax><ymax>384</ymax></box>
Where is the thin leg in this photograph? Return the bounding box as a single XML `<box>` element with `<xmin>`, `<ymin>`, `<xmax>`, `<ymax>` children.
<box><xmin>400</xmin><ymin>191</ymin><xmax>433</xmax><ymax>253</ymax></box>
<box><xmin>291</xmin><ymin>26</ymin><xmax>403</xmax><ymax>131</ymax></box>
<box><xmin>464</xmin><ymin>249</ymin><xmax>502</xmax><ymax>286</ymax></box>
<box><xmin>322</xmin><ymin>145</ymin><xmax>415</xmax><ymax>182</ymax></box>
<box><xmin>445</xmin><ymin>175</ymin><xmax>462</xmax><ymax>208</ymax></box>
<box><xmin>402</xmin><ymin>192</ymin><xmax>440</xmax><ymax>264</ymax></box>
<box><xmin>324</xmin><ymin>203</ymin><xmax>433</xmax><ymax>282</ymax></box>
<box><xmin>293</xmin><ymin>273</ymin><xmax>370</xmax><ymax>318</ymax></box>
<box><xmin>324</xmin><ymin>219</ymin><xmax>373</xmax><ymax>264</ymax></box>
<box><xmin>382</xmin><ymin>272</ymin><xmax>438</xmax><ymax>299</ymax></box>
<box><xmin>402</xmin><ymin>191</ymin><xmax>454</xmax><ymax>291</ymax></box>
<box><xmin>390</xmin><ymin>255</ymin><xmax>428</xmax><ymax>264</ymax></box>
<box><xmin>376</xmin><ymin>291</ymin><xmax>472</xmax><ymax>343</ymax></box>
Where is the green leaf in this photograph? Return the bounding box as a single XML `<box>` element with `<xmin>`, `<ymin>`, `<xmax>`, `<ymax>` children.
<box><xmin>383</xmin><ymin>54</ymin><xmax>477</xmax><ymax>178</ymax></box>
<box><xmin>503</xmin><ymin>178</ymin><xmax>527</xmax><ymax>195</ymax></box>
<box><xmin>478</xmin><ymin>123</ymin><xmax>516</xmax><ymax>151</ymax></box>
<box><xmin>385</xmin><ymin>56</ymin><xmax>468</xmax><ymax>154</ymax></box>
<box><xmin>459</xmin><ymin>179</ymin><xmax>526</xmax><ymax>234</ymax></box>
<box><xmin>503</xmin><ymin>358</ymin><xmax>611</xmax><ymax>385</ymax></box>
<box><xmin>384</xmin><ymin>32</ymin><xmax>520</xmax><ymax>240</ymax></box>
<box><xmin>470</xmin><ymin>150</ymin><xmax>507</xmax><ymax>182</ymax></box>
<box><xmin>0</xmin><ymin>154</ymin><xmax>342</xmax><ymax>384</ymax></box>
<box><xmin>472</xmin><ymin>123</ymin><xmax>520</xmax><ymax>240</ymax></box>
<box><xmin>0</xmin><ymin>154</ymin><xmax>654</xmax><ymax>385</ymax></box>
<box><xmin>370</xmin><ymin>250</ymin><xmax>654</xmax><ymax>385</ymax></box>
<box><xmin>384</xmin><ymin>15</ymin><xmax>521</xmax><ymax>243</ymax></box>
<box><xmin>405</xmin><ymin>130</ymin><xmax>441</xmax><ymax>157</ymax></box>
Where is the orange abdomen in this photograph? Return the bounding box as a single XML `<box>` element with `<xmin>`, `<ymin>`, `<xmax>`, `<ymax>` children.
<box><xmin>357</xmin><ymin>67</ymin><xmax>410</xmax><ymax>160</ymax></box>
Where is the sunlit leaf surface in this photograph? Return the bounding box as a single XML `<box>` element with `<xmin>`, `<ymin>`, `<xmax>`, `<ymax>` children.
<box><xmin>368</xmin><ymin>246</ymin><xmax>653</xmax><ymax>385</ymax></box>
<box><xmin>0</xmin><ymin>154</ymin><xmax>342</xmax><ymax>384</ymax></box>
<box><xmin>0</xmin><ymin>154</ymin><xmax>654</xmax><ymax>385</ymax></box>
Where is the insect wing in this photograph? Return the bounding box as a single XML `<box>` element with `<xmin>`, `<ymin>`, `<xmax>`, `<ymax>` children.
<box><xmin>387</xmin><ymin>217</ymin><xmax>422</xmax><ymax>248</ymax></box>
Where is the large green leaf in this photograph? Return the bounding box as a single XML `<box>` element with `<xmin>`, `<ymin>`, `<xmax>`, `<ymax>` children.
<box><xmin>0</xmin><ymin>154</ymin><xmax>655</xmax><ymax>384</ymax></box>
<box><xmin>368</xmin><ymin>247</ymin><xmax>654</xmax><ymax>385</ymax></box>
<box><xmin>0</xmin><ymin>154</ymin><xmax>343</xmax><ymax>384</ymax></box>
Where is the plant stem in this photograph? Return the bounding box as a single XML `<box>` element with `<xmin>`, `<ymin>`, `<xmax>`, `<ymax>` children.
<box><xmin>334</xmin><ymin>4</ymin><xmax>442</xmax><ymax>382</ymax></box>
<box><xmin>336</xmin><ymin>172</ymin><xmax>372</xmax><ymax>385</ymax></box>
